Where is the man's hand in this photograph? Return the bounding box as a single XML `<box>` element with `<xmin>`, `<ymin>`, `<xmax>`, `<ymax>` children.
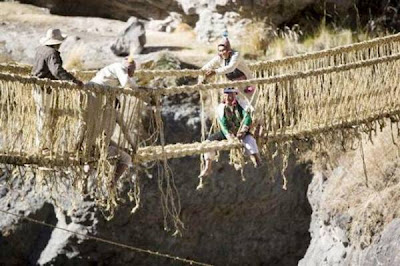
<box><xmin>74</xmin><ymin>80</ymin><xmax>84</xmax><ymax>87</ymax></box>
<box><xmin>226</xmin><ymin>134</ymin><xmax>235</xmax><ymax>141</ymax></box>
<box><xmin>236</xmin><ymin>126</ymin><xmax>250</xmax><ymax>139</ymax></box>
<box><xmin>236</xmin><ymin>131</ymin><xmax>245</xmax><ymax>139</ymax></box>
<box><xmin>205</xmin><ymin>69</ymin><xmax>216</xmax><ymax>77</ymax></box>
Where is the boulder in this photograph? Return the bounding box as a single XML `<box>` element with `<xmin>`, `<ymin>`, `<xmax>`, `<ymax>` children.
<box><xmin>146</xmin><ymin>12</ymin><xmax>183</xmax><ymax>33</ymax></box>
<box><xmin>195</xmin><ymin>10</ymin><xmax>250</xmax><ymax>43</ymax></box>
<box><xmin>110</xmin><ymin>17</ymin><xmax>146</xmax><ymax>56</ymax></box>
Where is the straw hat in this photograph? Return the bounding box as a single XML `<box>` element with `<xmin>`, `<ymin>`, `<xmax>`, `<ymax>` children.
<box><xmin>40</xmin><ymin>28</ymin><xmax>67</xmax><ymax>46</ymax></box>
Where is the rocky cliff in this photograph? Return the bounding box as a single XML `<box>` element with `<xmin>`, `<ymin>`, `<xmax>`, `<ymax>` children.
<box><xmin>18</xmin><ymin>0</ymin><xmax>398</xmax><ymax>31</ymax></box>
<box><xmin>2</xmin><ymin>1</ymin><xmax>400</xmax><ymax>265</ymax></box>
<box><xmin>299</xmin><ymin>128</ymin><xmax>400</xmax><ymax>266</ymax></box>
<box><xmin>16</xmin><ymin>0</ymin><xmax>400</xmax><ymax>44</ymax></box>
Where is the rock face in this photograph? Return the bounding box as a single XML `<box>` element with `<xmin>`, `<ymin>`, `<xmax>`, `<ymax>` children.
<box><xmin>194</xmin><ymin>10</ymin><xmax>251</xmax><ymax>42</ymax></box>
<box><xmin>111</xmin><ymin>17</ymin><xmax>146</xmax><ymax>56</ymax></box>
<box><xmin>147</xmin><ymin>12</ymin><xmax>183</xmax><ymax>33</ymax></box>
<box><xmin>299</xmin><ymin>129</ymin><xmax>400</xmax><ymax>265</ymax></box>
<box><xmin>18</xmin><ymin>0</ymin><xmax>395</xmax><ymax>45</ymax></box>
<box><xmin>0</xmin><ymin>171</ymin><xmax>97</xmax><ymax>265</ymax></box>
<box><xmin>18</xmin><ymin>0</ymin><xmax>361</xmax><ymax>27</ymax></box>
<box><xmin>19</xmin><ymin>0</ymin><xmax>181</xmax><ymax>21</ymax></box>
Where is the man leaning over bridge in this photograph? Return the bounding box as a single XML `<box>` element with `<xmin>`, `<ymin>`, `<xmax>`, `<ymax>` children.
<box><xmin>82</xmin><ymin>56</ymin><xmax>141</xmax><ymax>179</ymax></box>
<box><xmin>31</xmin><ymin>28</ymin><xmax>83</xmax><ymax>153</ymax></box>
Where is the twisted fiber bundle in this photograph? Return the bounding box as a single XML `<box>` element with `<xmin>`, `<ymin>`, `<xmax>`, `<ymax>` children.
<box><xmin>135</xmin><ymin>139</ymin><xmax>242</xmax><ymax>163</ymax></box>
<box><xmin>252</xmin><ymin>33</ymin><xmax>400</xmax><ymax>71</ymax></box>
<box><xmin>0</xmin><ymin>72</ymin><xmax>151</xmax><ymax>99</ymax></box>
<box><xmin>133</xmin><ymin>111</ymin><xmax>400</xmax><ymax>163</ymax></box>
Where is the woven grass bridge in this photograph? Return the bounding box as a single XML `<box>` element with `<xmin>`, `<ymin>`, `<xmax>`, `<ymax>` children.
<box><xmin>2</xmin><ymin>33</ymin><xmax>400</xmax><ymax>231</ymax></box>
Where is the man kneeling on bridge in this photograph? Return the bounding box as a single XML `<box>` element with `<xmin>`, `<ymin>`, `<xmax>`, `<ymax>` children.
<box><xmin>197</xmin><ymin>88</ymin><xmax>262</xmax><ymax>190</ymax></box>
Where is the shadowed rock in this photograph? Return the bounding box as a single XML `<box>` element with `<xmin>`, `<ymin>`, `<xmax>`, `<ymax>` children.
<box><xmin>111</xmin><ymin>17</ymin><xmax>146</xmax><ymax>56</ymax></box>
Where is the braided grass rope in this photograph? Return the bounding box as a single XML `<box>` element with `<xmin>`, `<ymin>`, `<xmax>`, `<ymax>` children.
<box><xmin>132</xmin><ymin>110</ymin><xmax>400</xmax><ymax>163</ymax></box>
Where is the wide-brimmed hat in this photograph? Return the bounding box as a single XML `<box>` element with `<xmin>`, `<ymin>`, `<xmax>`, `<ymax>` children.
<box><xmin>223</xmin><ymin>87</ymin><xmax>238</xmax><ymax>93</ymax></box>
<box><xmin>40</xmin><ymin>28</ymin><xmax>67</xmax><ymax>46</ymax></box>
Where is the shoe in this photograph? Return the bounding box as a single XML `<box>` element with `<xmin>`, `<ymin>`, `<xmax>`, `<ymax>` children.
<box><xmin>250</xmin><ymin>154</ymin><xmax>263</xmax><ymax>168</ymax></box>
<box><xmin>196</xmin><ymin>177</ymin><xmax>208</xmax><ymax>190</ymax></box>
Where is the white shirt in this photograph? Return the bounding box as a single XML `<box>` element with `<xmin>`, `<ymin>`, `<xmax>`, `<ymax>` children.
<box><xmin>202</xmin><ymin>51</ymin><xmax>253</xmax><ymax>80</ymax></box>
<box><xmin>202</xmin><ymin>51</ymin><xmax>256</xmax><ymax>111</ymax></box>
<box><xmin>85</xmin><ymin>62</ymin><xmax>137</xmax><ymax>147</ymax></box>
<box><xmin>90</xmin><ymin>62</ymin><xmax>137</xmax><ymax>88</ymax></box>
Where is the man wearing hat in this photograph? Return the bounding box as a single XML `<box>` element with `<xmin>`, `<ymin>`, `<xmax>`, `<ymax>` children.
<box><xmin>197</xmin><ymin>87</ymin><xmax>262</xmax><ymax>190</ymax></box>
<box><xmin>32</xmin><ymin>28</ymin><xmax>83</xmax><ymax>152</ymax></box>
<box><xmin>32</xmin><ymin>28</ymin><xmax>83</xmax><ymax>84</ymax></box>
<box><xmin>201</xmin><ymin>35</ymin><xmax>257</xmax><ymax>111</ymax></box>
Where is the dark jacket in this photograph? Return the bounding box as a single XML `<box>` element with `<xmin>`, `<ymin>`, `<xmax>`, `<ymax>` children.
<box><xmin>31</xmin><ymin>45</ymin><xmax>77</xmax><ymax>82</ymax></box>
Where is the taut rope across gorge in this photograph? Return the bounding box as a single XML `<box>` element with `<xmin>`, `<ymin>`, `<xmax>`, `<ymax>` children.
<box><xmin>2</xmin><ymin>33</ymin><xmax>400</xmax><ymax>233</ymax></box>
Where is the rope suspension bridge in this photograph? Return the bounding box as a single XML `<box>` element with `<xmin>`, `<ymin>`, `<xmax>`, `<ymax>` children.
<box><xmin>2</xmin><ymin>33</ymin><xmax>400</xmax><ymax>234</ymax></box>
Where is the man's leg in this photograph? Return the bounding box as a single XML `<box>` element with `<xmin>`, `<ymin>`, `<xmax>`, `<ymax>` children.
<box><xmin>242</xmin><ymin>134</ymin><xmax>262</xmax><ymax>167</ymax></box>
<box><xmin>108</xmin><ymin>143</ymin><xmax>133</xmax><ymax>179</ymax></box>
<box><xmin>197</xmin><ymin>132</ymin><xmax>225</xmax><ymax>190</ymax></box>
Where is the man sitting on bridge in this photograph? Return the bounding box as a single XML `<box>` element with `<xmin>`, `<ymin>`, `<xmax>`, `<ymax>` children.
<box><xmin>197</xmin><ymin>87</ymin><xmax>262</xmax><ymax>190</ymax></box>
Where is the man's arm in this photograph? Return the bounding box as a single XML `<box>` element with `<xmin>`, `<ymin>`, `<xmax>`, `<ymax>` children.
<box><xmin>47</xmin><ymin>52</ymin><xmax>79</xmax><ymax>82</ymax></box>
<box><xmin>202</xmin><ymin>56</ymin><xmax>221</xmax><ymax>70</ymax></box>
<box><xmin>215</xmin><ymin>52</ymin><xmax>240</xmax><ymax>75</ymax></box>
<box><xmin>218</xmin><ymin>116</ymin><xmax>231</xmax><ymax>137</ymax></box>
<box><xmin>236</xmin><ymin>106</ymin><xmax>252</xmax><ymax>138</ymax></box>
<box><xmin>242</xmin><ymin>107</ymin><xmax>252</xmax><ymax>127</ymax></box>
<box><xmin>217</xmin><ymin>105</ymin><xmax>234</xmax><ymax>139</ymax></box>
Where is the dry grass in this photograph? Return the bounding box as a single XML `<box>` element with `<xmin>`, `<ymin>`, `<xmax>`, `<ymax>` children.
<box><xmin>312</xmin><ymin>127</ymin><xmax>400</xmax><ymax>248</ymax></box>
<box><xmin>64</xmin><ymin>44</ymin><xmax>85</xmax><ymax>71</ymax></box>
<box><xmin>238</xmin><ymin>22</ymin><xmax>367</xmax><ymax>60</ymax></box>
<box><xmin>239</xmin><ymin>21</ymin><xmax>274</xmax><ymax>58</ymax></box>
<box><xmin>174</xmin><ymin>23</ymin><xmax>194</xmax><ymax>33</ymax></box>
<box><xmin>303</xmin><ymin>26</ymin><xmax>353</xmax><ymax>51</ymax></box>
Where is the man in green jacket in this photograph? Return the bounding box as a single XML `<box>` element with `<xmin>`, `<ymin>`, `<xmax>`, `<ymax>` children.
<box><xmin>197</xmin><ymin>88</ymin><xmax>261</xmax><ymax>190</ymax></box>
